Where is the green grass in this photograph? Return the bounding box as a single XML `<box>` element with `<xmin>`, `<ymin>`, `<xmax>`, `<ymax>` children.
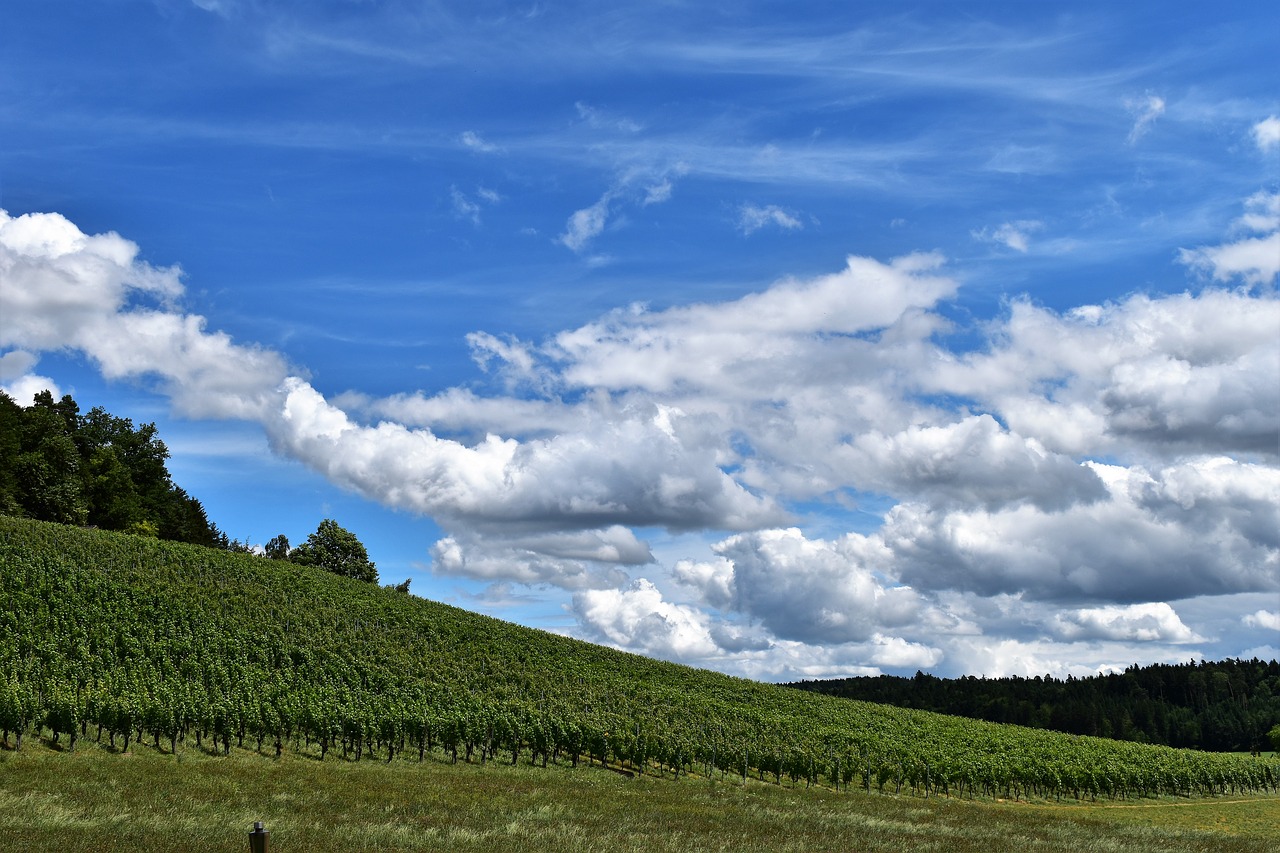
<box><xmin>1</xmin><ymin>739</ymin><xmax>1276</xmax><ymax>852</ymax></box>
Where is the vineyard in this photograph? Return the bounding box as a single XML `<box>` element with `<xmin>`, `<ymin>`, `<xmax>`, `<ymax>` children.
<box><xmin>2</xmin><ymin>515</ymin><xmax>1276</xmax><ymax>804</ymax></box>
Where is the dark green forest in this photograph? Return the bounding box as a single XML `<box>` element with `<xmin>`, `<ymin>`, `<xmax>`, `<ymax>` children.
<box><xmin>0</xmin><ymin>390</ymin><xmax>226</xmax><ymax>548</ymax></box>
<box><xmin>787</xmin><ymin>660</ymin><xmax>1280</xmax><ymax>754</ymax></box>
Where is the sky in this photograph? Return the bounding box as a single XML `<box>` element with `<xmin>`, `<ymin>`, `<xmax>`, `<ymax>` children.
<box><xmin>1</xmin><ymin>1</ymin><xmax>1278</xmax><ymax>682</ymax></box>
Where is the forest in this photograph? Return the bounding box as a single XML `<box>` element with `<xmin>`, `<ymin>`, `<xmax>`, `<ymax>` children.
<box><xmin>0</xmin><ymin>390</ymin><xmax>226</xmax><ymax>548</ymax></box>
<box><xmin>787</xmin><ymin>660</ymin><xmax>1280</xmax><ymax>754</ymax></box>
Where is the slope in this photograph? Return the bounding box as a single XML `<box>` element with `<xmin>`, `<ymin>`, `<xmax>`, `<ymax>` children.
<box><xmin>1</xmin><ymin>516</ymin><xmax>1276</xmax><ymax>801</ymax></box>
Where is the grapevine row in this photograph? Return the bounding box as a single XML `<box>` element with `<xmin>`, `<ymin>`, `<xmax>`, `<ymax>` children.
<box><xmin>2</xmin><ymin>516</ymin><xmax>1276</xmax><ymax>802</ymax></box>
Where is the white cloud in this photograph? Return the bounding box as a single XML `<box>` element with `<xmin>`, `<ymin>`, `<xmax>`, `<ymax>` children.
<box><xmin>929</xmin><ymin>286</ymin><xmax>1280</xmax><ymax>458</ymax></box>
<box><xmin>1252</xmin><ymin>116</ymin><xmax>1280</xmax><ymax>152</ymax></box>
<box><xmin>941</xmin><ymin>636</ymin><xmax>1197</xmax><ymax>679</ymax></box>
<box><xmin>1125</xmin><ymin>93</ymin><xmax>1165</xmax><ymax>144</ymax></box>
<box><xmin>844</xmin><ymin>415</ymin><xmax>1107</xmax><ymax>511</ymax></box>
<box><xmin>1051</xmin><ymin>603</ymin><xmax>1203</xmax><ymax>642</ymax></box>
<box><xmin>450</xmin><ymin>187</ymin><xmax>481</xmax><ymax>225</ymax></box>
<box><xmin>466</xmin><ymin>331</ymin><xmax>540</xmax><ymax>387</ymax></box>
<box><xmin>1234</xmin><ymin>191</ymin><xmax>1280</xmax><ymax>234</ymax></box>
<box><xmin>6</xmin><ymin>205</ymin><xmax>1278</xmax><ymax>678</ymax></box>
<box><xmin>643</xmin><ymin>179</ymin><xmax>673</xmax><ymax>206</ymax></box>
<box><xmin>1179</xmin><ymin>191</ymin><xmax>1280</xmax><ymax>286</ymax></box>
<box><xmin>737</xmin><ymin>203</ymin><xmax>803</xmax><ymax>235</ymax></box>
<box><xmin>558</xmin><ymin>191</ymin><xmax>614</xmax><ymax>253</ymax></box>
<box><xmin>431</xmin><ymin>531</ymin><xmax>634</xmax><ymax>590</ymax></box>
<box><xmin>451</xmin><ymin>186</ymin><xmax>501</xmax><ymax>225</ymax></box>
<box><xmin>885</xmin><ymin>457</ymin><xmax>1280</xmax><ymax>603</ymax></box>
<box><xmin>1243</xmin><ymin>609</ymin><xmax>1280</xmax><ymax>631</ymax></box>
<box><xmin>0</xmin><ymin>209</ymin><xmax>289</xmax><ymax>420</ymax></box>
<box><xmin>697</xmin><ymin>528</ymin><xmax>926</xmax><ymax>645</ymax></box>
<box><xmin>973</xmin><ymin>220</ymin><xmax>1044</xmax><ymax>252</ymax></box>
<box><xmin>548</xmin><ymin>251</ymin><xmax>955</xmax><ymax>397</ymax></box>
<box><xmin>459</xmin><ymin>130</ymin><xmax>500</xmax><ymax>153</ymax></box>
<box><xmin>1180</xmin><ymin>233</ymin><xmax>1280</xmax><ymax>286</ymax></box>
<box><xmin>268</xmin><ymin>377</ymin><xmax>783</xmax><ymax>536</ymax></box>
<box><xmin>571</xmin><ymin>575</ymin><xmax>941</xmax><ymax>677</ymax></box>
<box><xmin>572</xmin><ymin>578</ymin><xmax>720</xmax><ymax>659</ymax></box>
<box><xmin>0</xmin><ymin>372</ymin><xmax>61</xmax><ymax>405</ymax></box>
<box><xmin>575</xmin><ymin>102</ymin><xmax>643</xmax><ymax>134</ymax></box>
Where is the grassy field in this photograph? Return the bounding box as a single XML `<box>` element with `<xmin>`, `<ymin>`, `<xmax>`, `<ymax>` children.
<box><xmin>2</xmin><ymin>738</ymin><xmax>1275</xmax><ymax>852</ymax></box>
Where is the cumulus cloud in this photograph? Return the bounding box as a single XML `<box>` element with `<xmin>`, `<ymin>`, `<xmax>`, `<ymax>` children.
<box><xmin>0</xmin><ymin>209</ymin><xmax>289</xmax><ymax>419</ymax></box>
<box><xmin>572</xmin><ymin>575</ymin><xmax>941</xmax><ymax>676</ymax></box>
<box><xmin>1252</xmin><ymin>116</ymin><xmax>1280</xmax><ymax>152</ymax></box>
<box><xmin>930</xmin><ymin>287</ymin><xmax>1280</xmax><ymax>458</ymax></box>
<box><xmin>941</xmin><ymin>636</ymin><xmax>1197</xmax><ymax>679</ymax></box>
<box><xmin>431</xmin><ymin>531</ymin><xmax>633</xmax><ymax>590</ymax></box>
<box><xmin>884</xmin><ymin>458</ymin><xmax>1280</xmax><ymax>603</ymax></box>
<box><xmin>1243</xmin><ymin>610</ymin><xmax>1280</xmax><ymax>632</ymax></box>
<box><xmin>573</xmin><ymin>579</ymin><xmax>720</xmax><ymax>659</ymax></box>
<box><xmin>707</xmin><ymin>528</ymin><xmax>923</xmax><ymax>644</ymax></box>
<box><xmin>1179</xmin><ymin>191</ymin><xmax>1280</xmax><ymax>286</ymax></box>
<box><xmin>1051</xmin><ymin>603</ymin><xmax>1203</xmax><ymax>643</ymax></box>
<box><xmin>6</xmin><ymin>204</ymin><xmax>1278</xmax><ymax>677</ymax></box>
<box><xmin>0</xmin><ymin>350</ymin><xmax>60</xmax><ymax>402</ymax></box>
<box><xmin>269</xmin><ymin>378</ymin><xmax>782</xmax><ymax>535</ymax></box>
<box><xmin>548</xmin><ymin>251</ymin><xmax>955</xmax><ymax>396</ymax></box>
<box><xmin>737</xmin><ymin>203</ymin><xmax>803</xmax><ymax>235</ymax></box>
<box><xmin>843</xmin><ymin>415</ymin><xmax>1107</xmax><ymax>511</ymax></box>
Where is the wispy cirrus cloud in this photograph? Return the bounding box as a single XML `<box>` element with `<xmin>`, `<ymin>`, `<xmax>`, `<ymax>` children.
<box><xmin>459</xmin><ymin>130</ymin><xmax>501</xmax><ymax>153</ymax></box>
<box><xmin>973</xmin><ymin>220</ymin><xmax>1044</xmax><ymax>252</ymax></box>
<box><xmin>1125</xmin><ymin>93</ymin><xmax>1166</xmax><ymax>144</ymax></box>
<box><xmin>737</xmin><ymin>203</ymin><xmax>804</xmax><ymax>235</ymax></box>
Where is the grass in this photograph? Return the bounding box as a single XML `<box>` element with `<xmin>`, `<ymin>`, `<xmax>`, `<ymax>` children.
<box><xmin>1</xmin><ymin>738</ymin><xmax>1276</xmax><ymax>852</ymax></box>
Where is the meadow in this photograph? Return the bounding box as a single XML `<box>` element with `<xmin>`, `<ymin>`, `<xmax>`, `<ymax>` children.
<box><xmin>2</xmin><ymin>737</ymin><xmax>1277</xmax><ymax>852</ymax></box>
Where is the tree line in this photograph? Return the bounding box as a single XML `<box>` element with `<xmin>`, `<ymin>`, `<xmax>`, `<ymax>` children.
<box><xmin>0</xmin><ymin>390</ymin><xmax>226</xmax><ymax>547</ymax></box>
<box><xmin>786</xmin><ymin>660</ymin><xmax>1280</xmax><ymax>754</ymax></box>
<box><xmin>0</xmin><ymin>389</ymin><xmax>380</xmax><ymax>585</ymax></box>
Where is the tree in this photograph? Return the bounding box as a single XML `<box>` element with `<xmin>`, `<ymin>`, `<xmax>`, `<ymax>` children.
<box><xmin>290</xmin><ymin>519</ymin><xmax>378</xmax><ymax>583</ymax></box>
<box><xmin>1269</xmin><ymin>723</ymin><xmax>1280</xmax><ymax>754</ymax></box>
<box><xmin>264</xmin><ymin>534</ymin><xmax>291</xmax><ymax>562</ymax></box>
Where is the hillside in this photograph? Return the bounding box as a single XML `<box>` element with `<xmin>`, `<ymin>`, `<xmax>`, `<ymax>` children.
<box><xmin>787</xmin><ymin>660</ymin><xmax>1280</xmax><ymax>753</ymax></box>
<box><xmin>2</xmin><ymin>515</ymin><xmax>1276</xmax><ymax>802</ymax></box>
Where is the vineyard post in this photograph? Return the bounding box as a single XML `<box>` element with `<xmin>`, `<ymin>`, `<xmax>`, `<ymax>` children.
<box><xmin>248</xmin><ymin>821</ymin><xmax>269</xmax><ymax>853</ymax></box>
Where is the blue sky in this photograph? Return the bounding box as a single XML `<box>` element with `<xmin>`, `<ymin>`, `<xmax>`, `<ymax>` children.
<box><xmin>2</xmin><ymin>1</ymin><xmax>1278</xmax><ymax>680</ymax></box>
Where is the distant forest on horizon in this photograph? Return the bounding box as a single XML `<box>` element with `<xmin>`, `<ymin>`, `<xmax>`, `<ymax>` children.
<box><xmin>788</xmin><ymin>658</ymin><xmax>1280</xmax><ymax>753</ymax></box>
